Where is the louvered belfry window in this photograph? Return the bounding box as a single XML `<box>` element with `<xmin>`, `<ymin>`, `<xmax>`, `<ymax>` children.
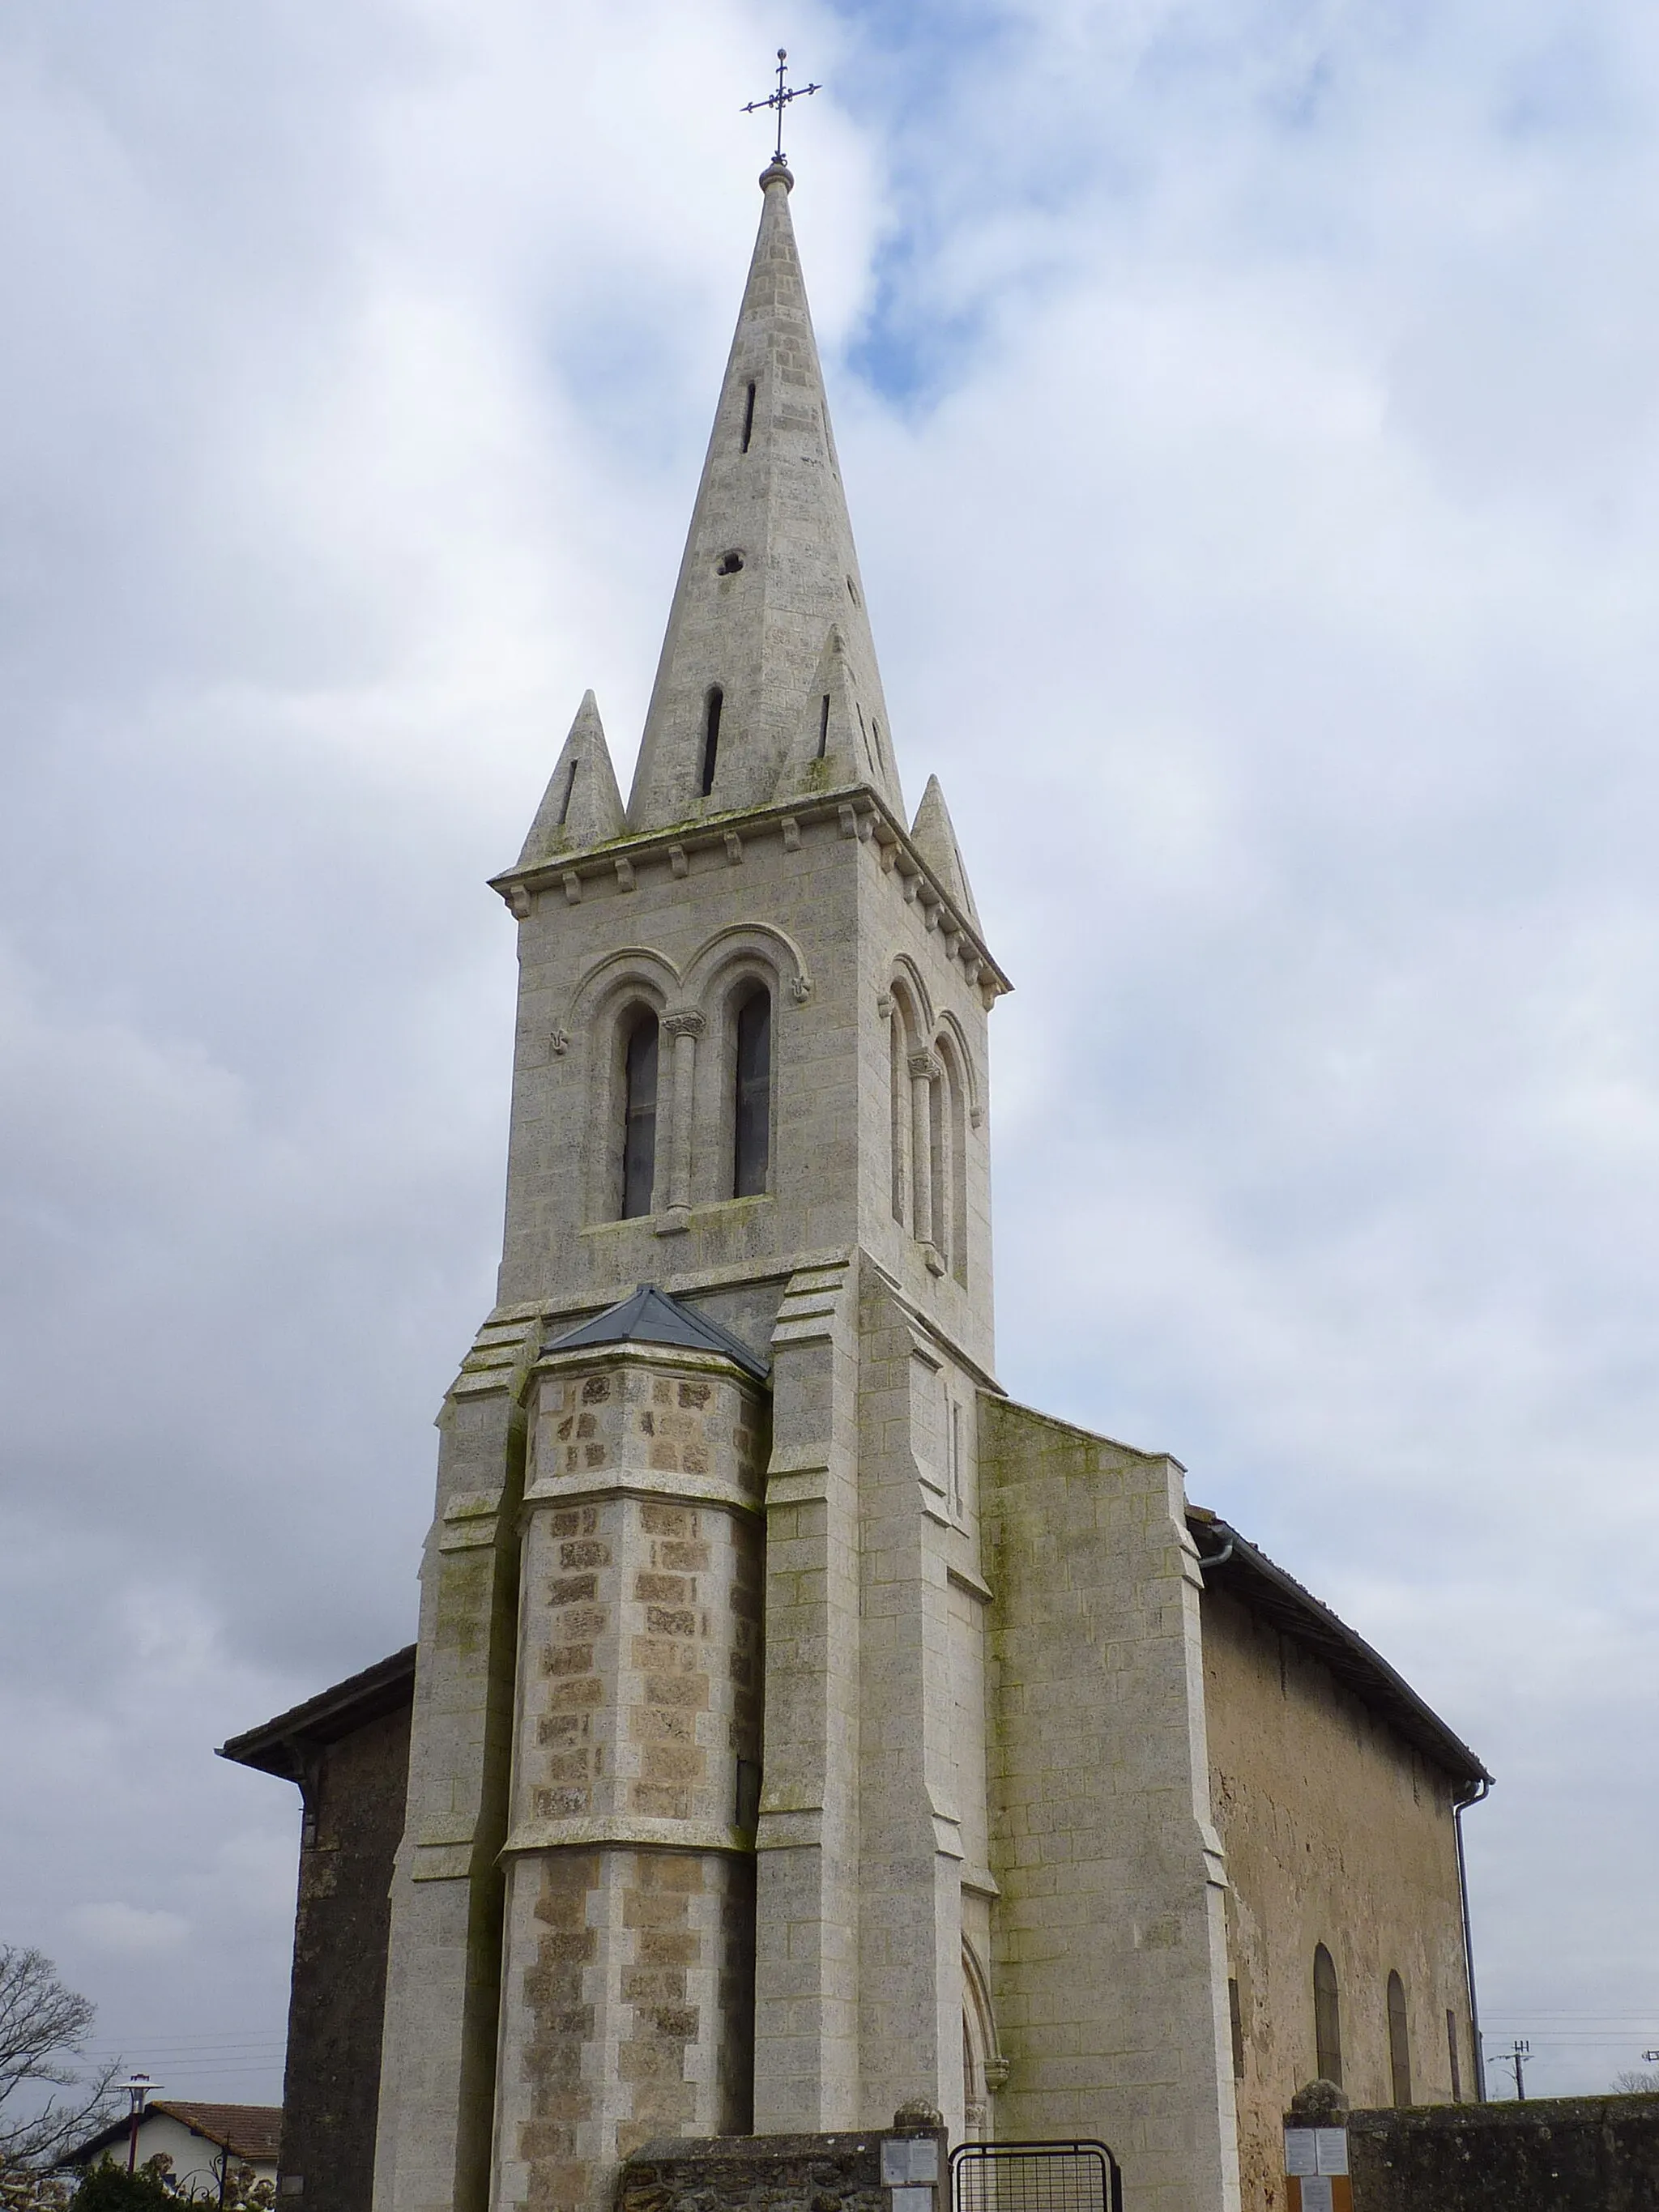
<box><xmin>733</xmin><ymin>988</ymin><xmax>771</xmax><ymax>1197</ymax></box>
<box><xmin>621</xmin><ymin>1011</ymin><xmax>659</xmax><ymax>1218</ymax></box>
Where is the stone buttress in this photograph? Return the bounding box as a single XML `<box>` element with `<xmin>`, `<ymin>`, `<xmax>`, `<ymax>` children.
<box><xmin>491</xmin><ymin>1328</ymin><xmax>768</xmax><ymax>2209</ymax></box>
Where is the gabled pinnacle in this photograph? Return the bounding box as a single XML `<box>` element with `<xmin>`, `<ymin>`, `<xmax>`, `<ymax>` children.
<box><xmin>774</xmin><ymin>624</ymin><xmax>873</xmax><ymax>799</ymax></box>
<box><xmin>514</xmin><ymin>692</ymin><xmax>625</xmax><ymax>867</ymax></box>
<box><xmin>911</xmin><ymin>774</ymin><xmax>981</xmax><ymax>927</ymax></box>
<box><xmin>626</xmin><ymin>164</ymin><xmax>905</xmax><ymax>831</ymax></box>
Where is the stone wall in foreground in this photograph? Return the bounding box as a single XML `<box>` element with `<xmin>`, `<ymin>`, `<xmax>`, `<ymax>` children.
<box><xmin>617</xmin><ymin>2127</ymin><xmax>945</xmax><ymax>2212</ymax></box>
<box><xmin>1350</xmin><ymin>2095</ymin><xmax>1659</xmax><ymax>2210</ymax></box>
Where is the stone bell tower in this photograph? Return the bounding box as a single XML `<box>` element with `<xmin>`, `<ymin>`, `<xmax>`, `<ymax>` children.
<box><xmin>370</xmin><ymin>156</ymin><xmax>1009</xmax><ymax>2212</ymax></box>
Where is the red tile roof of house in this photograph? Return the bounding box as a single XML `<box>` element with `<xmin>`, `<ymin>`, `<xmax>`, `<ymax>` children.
<box><xmin>157</xmin><ymin>2103</ymin><xmax>283</xmax><ymax>2164</ymax></box>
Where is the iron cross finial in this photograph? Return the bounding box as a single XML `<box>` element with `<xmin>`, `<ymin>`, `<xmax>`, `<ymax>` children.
<box><xmin>741</xmin><ymin>47</ymin><xmax>820</xmax><ymax>167</ymax></box>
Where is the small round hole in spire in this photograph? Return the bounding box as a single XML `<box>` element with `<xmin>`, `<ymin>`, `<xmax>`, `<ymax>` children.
<box><xmin>716</xmin><ymin>551</ymin><xmax>745</xmax><ymax>576</ymax></box>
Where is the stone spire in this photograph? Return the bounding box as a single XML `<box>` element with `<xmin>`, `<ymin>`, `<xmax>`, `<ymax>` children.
<box><xmin>910</xmin><ymin>772</ymin><xmax>980</xmax><ymax>927</ymax></box>
<box><xmin>626</xmin><ymin>161</ymin><xmax>904</xmax><ymax>830</ymax></box>
<box><xmin>514</xmin><ymin>689</ymin><xmax>625</xmax><ymax>867</ymax></box>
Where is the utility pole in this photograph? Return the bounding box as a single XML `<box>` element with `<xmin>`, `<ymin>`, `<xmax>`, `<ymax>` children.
<box><xmin>1503</xmin><ymin>2039</ymin><xmax>1530</xmax><ymax>2100</ymax></box>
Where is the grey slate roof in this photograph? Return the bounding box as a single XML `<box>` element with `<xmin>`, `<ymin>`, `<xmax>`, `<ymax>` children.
<box><xmin>543</xmin><ymin>1284</ymin><xmax>770</xmax><ymax>1382</ymax></box>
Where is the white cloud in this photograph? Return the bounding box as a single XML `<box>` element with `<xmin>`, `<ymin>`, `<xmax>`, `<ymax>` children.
<box><xmin>66</xmin><ymin>1906</ymin><xmax>189</xmax><ymax>1959</ymax></box>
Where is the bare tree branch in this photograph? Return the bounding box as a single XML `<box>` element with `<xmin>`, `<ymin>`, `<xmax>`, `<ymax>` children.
<box><xmin>0</xmin><ymin>1949</ymin><xmax>122</xmax><ymax>2167</ymax></box>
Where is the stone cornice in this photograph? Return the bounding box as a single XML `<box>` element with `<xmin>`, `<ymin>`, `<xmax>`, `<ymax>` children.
<box><xmin>487</xmin><ymin>782</ymin><xmax>1013</xmax><ymax>1008</ymax></box>
<box><xmin>501</xmin><ymin>1814</ymin><xmax>755</xmax><ymax>1858</ymax></box>
<box><xmin>522</xmin><ymin>1464</ymin><xmax>764</xmax><ymax>1519</ymax></box>
<box><xmin>531</xmin><ymin>1337</ymin><xmax>764</xmax><ymax>1388</ymax></box>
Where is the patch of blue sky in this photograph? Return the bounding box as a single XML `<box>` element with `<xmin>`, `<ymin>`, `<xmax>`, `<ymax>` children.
<box><xmin>542</xmin><ymin>292</ymin><xmax>710</xmax><ymax>479</ymax></box>
<box><xmin>844</xmin><ymin>276</ymin><xmax>983</xmax><ymax>411</ymax></box>
<box><xmin>825</xmin><ymin>0</ymin><xmax>1100</xmax><ymax>408</ymax></box>
<box><xmin>1496</xmin><ymin>25</ymin><xmax>1624</xmax><ymax>147</ymax></box>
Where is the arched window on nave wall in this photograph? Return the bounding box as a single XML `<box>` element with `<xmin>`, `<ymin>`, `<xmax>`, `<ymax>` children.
<box><xmin>1387</xmin><ymin>1970</ymin><xmax>1412</xmax><ymax>2107</ymax></box>
<box><xmin>1313</xmin><ymin>1943</ymin><xmax>1344</xmax><ymax>2087</ymax></box>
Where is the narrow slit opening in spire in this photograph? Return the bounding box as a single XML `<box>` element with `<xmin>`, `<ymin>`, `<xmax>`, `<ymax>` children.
<box><xmin>556</xmin><ymin>759</ymin><xmax>578</xmax><ymax>828</ymax></box>
<box><xmin>741</xmin><ymin>382</ymin><xmax>757</xmax><ymax>453</ymax></box>
<box><xmin>858</xmin><ymin>705</ymin><xmax>876</xmax><ymax>774</ymax></box>
<box><xmin>817</xmin><ymin>694</ymin><xmax>830</xmax><ymax>760</ymax></box>
<box><xmin>702</xmin><ymin>688</ymin><xmax>723</xmax><ymax>797</ymax></box>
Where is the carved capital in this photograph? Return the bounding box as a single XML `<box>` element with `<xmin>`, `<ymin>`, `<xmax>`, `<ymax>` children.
<box><xmin>662</xmin><ymin>1008</ymin><xmax>707</xmax><ymax>1042</ymax></box>
<box><xmin>909</xmin><ymin>1049</ymin><xmax>943</xmax><ymax>1084</ymax></box>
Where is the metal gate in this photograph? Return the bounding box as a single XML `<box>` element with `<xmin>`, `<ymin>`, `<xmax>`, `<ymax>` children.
<box><xmin>949</xmin><ymin>2141</ymin><xmax>1124</xmax><ymax>2212</ymax></box>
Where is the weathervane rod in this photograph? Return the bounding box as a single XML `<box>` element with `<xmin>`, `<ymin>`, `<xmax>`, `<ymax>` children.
<box><xmin>741</xmin><ymin>46</ymin><xmax>820</xmax><ymax>166</ymax></box>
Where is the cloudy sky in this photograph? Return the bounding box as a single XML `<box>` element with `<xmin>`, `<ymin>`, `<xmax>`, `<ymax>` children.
<box><xmin>3</xmin><ymin>0</ymin><xmax>1657</xmax><ymax>2113</ymax></box>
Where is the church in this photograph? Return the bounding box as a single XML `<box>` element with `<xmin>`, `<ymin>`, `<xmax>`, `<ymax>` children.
<box><xmin>221</xmin><ymin>147</ymin><xmax>1491</xmax><ymax>2212</ymax></box>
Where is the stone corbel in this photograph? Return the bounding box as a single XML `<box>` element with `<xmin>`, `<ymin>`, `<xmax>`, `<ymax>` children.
<box><xmin>561</xmin><ymin>870</ymin><xmax>582</xmax><ymax>906</ymax></box>
<box><xmin>506</xmin><ymin>883</ymin><xmax>533</xmax><ymax>919</ymax></box>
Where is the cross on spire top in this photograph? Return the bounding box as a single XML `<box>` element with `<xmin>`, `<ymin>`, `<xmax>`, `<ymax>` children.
<box><xmin>741</xmin><ymin>48</ymin><xmax>820</xmax><ymax>168</ymax></box>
